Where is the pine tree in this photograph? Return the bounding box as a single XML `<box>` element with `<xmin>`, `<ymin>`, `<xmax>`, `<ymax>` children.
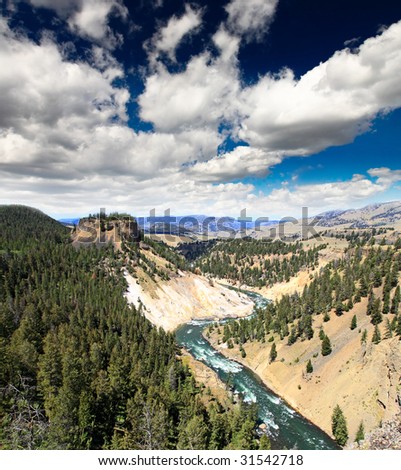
<box><xmin>306</xmin><ymin>359</ymin><xmax>313</xmax><ymax>374</ymax></box>
<box><xmin>331</xmin><ymin>405</ymin><xmax>348</xmax><ymax>447</ymax></box>
<box><xmin>350</xmin><ymin>315</ymin><xmax>357</xmax><ymax>331</ymax></box>
<box><xmin>355</xmin><ymin>421</ymin><xmax>365</xmax><ymax>445</ymax></box>
<box><xmin>396</xmin><ymin>316</ymin><xmax>401</xmax><ymax>338</ymax></box>
<box><xmin>384</xmin><ymin>318</ymin><xmax>392</xmax><ymax>339</ymax></box>
<box><xmin>373</xmin><ymin>270</ymin><xmax>382</xmax><ymax>288</ymax></box>
<box><xmin>372</xmin><ymin>325</ymin><xmax>381</xmax><ymax>344</ymax></box>
<box><xmin>371</xmin><ymin>299</ymin><xmax>383</xmax><ymax>325</ymax></box>
<box><xmin>321</xmin><ymin>335</ymin><xmax>332</xmax><ymax>356</ymax></box>
<box><xmin>177</xmin><ymin>415</ymin><xmax>208</xmax><ymax>450</ymax></box>
<box><xmin>269</xmin><ymin>343</ymin><xmax>277</xmax><ymax>363</ymax></box>
<box><xmin>259</xmin><ymin>434</ymin><xmax>271</xmax><ymax>450</ymax></box>
<box><xmin>382</xmin><ymin>291</ymin><xmax>390</xmax><ymax>315</ymax></box>
<box><xmin>359</xmin><ymin>276</ymin><xmax>368</xmax><ymax>297</ymax></box>
<box><xmin>361</xmin><ymin>329</ymin><xmax>368</xmax><ymax>345</ymax></box>
<box><xmin>367</xmin><ymin>290</ymin><xmax>375</xmax><ymax>316</ymax></box>
<box><xmin>335</xmin><ymin>302</ymin><xmax>344</xmax><ymax>316</ymax></box>
<box><xmin>391</xmin><ymin>286</ymin><xmax>400</xmax><ymax>314</ymax></box>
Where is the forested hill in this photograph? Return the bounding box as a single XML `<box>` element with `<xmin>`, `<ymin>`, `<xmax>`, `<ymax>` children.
<box><xmin>191</xmin><ymin>238</ymin><xmax>325</xmax><ymax>288</ymax></box>
<box><xmin>0</xmin><ymin>205</ymin><xmax>70</xmax><ymax>250</ymax></box>
<box><xmin>0</xmin><ymin>205</ymin><xmax>261</xmax><ymax>450</ymax></box>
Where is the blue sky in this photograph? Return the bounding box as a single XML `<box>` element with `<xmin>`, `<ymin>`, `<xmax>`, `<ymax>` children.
<box><xmin>0</xmin><ymin>0</ymin><xmax>401</xmax><ymax>219</ymax></box>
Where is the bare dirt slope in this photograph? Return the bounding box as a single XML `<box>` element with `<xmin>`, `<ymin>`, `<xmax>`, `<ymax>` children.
<box><xmin>125</xmin><ymin>270</ymin><xmax>253</xmax><ymax>331</ymax></box>
<box><xmin>209</xmin><ymin>295</ymin><xmax>401</xmax><ymax>441</ymax></box>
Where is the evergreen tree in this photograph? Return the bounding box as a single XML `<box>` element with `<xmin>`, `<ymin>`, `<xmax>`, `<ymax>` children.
<box><xmin>384</xmin><ymin>318</ymin><xmax>392</xmax><ymax>339</ymax></box>
<box><xmin>370</xmin><ymin>299</ymin><xmax>383</xmax><ymax>325</ymax></box>
<box><xmin>321</xmin><ymin>335</ymin><xmax>332</xmax><ymax>356</ymax></box>
<box><xmin>396</xmin><ymin>316</ymin><xmax>401</xmax><ymax>338</ymax></box>
<box><xmin>382</xmin><ymin>291</ymin><xmax>390</xmax><ymax>315</ymax></box>
<box><xmin>355</xmin><ymin>421</ymin><xmax>365</xmax><ymax>445</ymax></box>
<box><xmin>331</xmin><ymin>405</ymin><xmax>348</xmax><ymax>447</ymax></box>
<box><xmin>361</xmin><ymin>329</ymin><xmax>368</xmax><ymax>345</ymax></box>
<box><xmin>391</xmin><ymin>286</ymin><xmax>400</xmax><ymax>314</ymax></box>
<box><xmin>177</xmin><ymin>415</ymin><xmax>208</xmax><ymax>450</ymax></box>
<box><xmin>269</xmin><ymin>343</ymin><xmax>277</xmax><ymax>363</ymax></box>
<box><xmin>306</xmin><ymin>360</ymin><xmax>313</xmax><ymax>374</ymax></box>
<box><xmin>335</xmin><ymin>302</ymin><xmax>344</xmax><ymax>316</ymax></box>
<box><xmin>259</xmin><ymin>434</ymin><xmax>271</xmax><ymax>450</ymax></box>
<box><xmin>372</xmin><ymin>325</ymin><xmax>381</xmax><ymax>344</ymax></box>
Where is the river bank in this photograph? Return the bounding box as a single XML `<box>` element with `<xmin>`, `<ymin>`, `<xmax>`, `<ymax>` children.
<box><xmin>206</xmin><ymin>298</ymin><xmax>401</xmax><ymax>442</ymax></box>
<box><xmin>175</xmin><ymin>318</ymin><xmax>337</xmax><ymax>449</ymax></box>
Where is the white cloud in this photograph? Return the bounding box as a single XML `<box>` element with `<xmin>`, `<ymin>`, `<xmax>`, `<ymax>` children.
<box><xmin>0</xmin><ymin>22</ymin><xmax>127</xmax><ymax>134</ymax></box>
<box><xmin>239</xmin><ymin>21</ymin><xmax>401</xmax><ymax>155</ymax></box>
<box><xmin>26</xmin><ymin>0</ymin><xmax>128</xmax><ymax>46</ymax></box>
<box><xmin>188</xmin><ymin>146</ymin><xmax>283</xmax><ymax>182</ymax></box>
<box><xmin>2</xmin><ymin>7</ymin><xmax>401</xmax><ymax>220</ymax></box>
<box><xmin>368</xmin><ymin>167</ymin><xmax>401</xmax><ymax>186</ymax></box>
<box><xmin>0</xmin><ymin>19</ymin><xmax>223</xmax><ymax>182</ymax></box>
<box><xmin>28</xmin><ymin>0</ymin><xmax>77</xmax><ymax>16</ymax></box>
<box><xmin>139</xmin><ymin>18</ymin><xmax>401</xmax><ymax>186</ymax></box>
<box><xmin>241</xmin><ymin>168</ymin><xmax>401</xmax><ymax>218</ymax></box>
<box><xmin>139</xmin><ymin>28</ymin><xmax>240</xmax><ymax>134</ymax></box>
<box><xmin>225</xmin><ymin>0</ymin><xmax>278</xmax><ymax>41</ymax></box>
<box><xmin>148</xmin><ymin>5</ymin><xmax>202</xmax><ymax>63</ymax></box>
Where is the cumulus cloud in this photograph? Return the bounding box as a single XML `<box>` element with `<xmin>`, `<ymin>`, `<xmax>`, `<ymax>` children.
<box><xmin>368</xmin><ymin>167</ymin><xmax>401</xmax><ymax>186</ymax></box>
<box><xmin>28</xmin><ymin>0</ymin><xmax>77</xmax><ymax>16</ymax></box>
<box><xmin>26</xmin><ymin>0</ymin><xmax>128</xmax><ymax>47</ymax></box>
<box><xmin>2</xmin><ymin>166</ymin><xmax>397</xmax><ymax>220</ymax></box>
<box><xmin>148</xmin><ymin>5</ymin><xmax>202</xmax><ymax>63</ymax></box>
<box><xmin>2</xmin><ymin>5</ymin><xmax>401</xmax><ymax>219</ymax></box>
<box><xmin>239</xmin><ymin>21</ymin><xmax>401</xmax><ymax>155</ymax></box>
<box><xmin>225</xmin><ymin>0</ymin><xmax>279</xmax><ymax>41</ymax></box>
<box><xmin>140</xmin><ymin>28</ymin><xmax>240</xmax><ymax>134</ymax></box>
<box><xmin>139</xmin><ymin>18</ymin><xmax>401</xmax><ymax>185</ymax></box>
<box><xmin>188</xmin><ymin>146</ymin><xmax>283</xmax><ymax>182</ymax></box>
<box><xmin>0</xmin><ymin>19</ymin><xmax>219</xmax><ymax>184</ymax></box>
<box><xmin>240</xmin><ymin>169</ymin><xmax>401</xmax><ymax>218</ymax></box>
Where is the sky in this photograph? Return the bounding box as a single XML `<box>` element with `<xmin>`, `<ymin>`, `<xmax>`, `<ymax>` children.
<box><xmin>1</xmin><ymin>0</ymin><xmax>401</xmax><ymax>220</ymax></box>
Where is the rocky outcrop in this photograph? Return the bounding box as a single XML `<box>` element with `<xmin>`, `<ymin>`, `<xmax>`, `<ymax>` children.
<box><xmin>350</xmin><ymin>414</ymin><xmax>401</xmax><ymax>449</ymax></box>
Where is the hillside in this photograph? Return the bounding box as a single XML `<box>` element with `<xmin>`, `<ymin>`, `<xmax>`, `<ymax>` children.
<box><xmin>0</xmin><ymin>205</ymin><xmax>69</xmax><ymax>250</ymax></box>
<box><xmin>209</xmin><ymin>296</ymin><xmax>401</xmax><ymax>440</ymax></box>
<box><xmin>125</xmin><ymin>270</ymin><xmax>252</xmax><ymax>331</ymax></box>
<box><xmin>0</xmin><ymin>206</ymin><xmax>261</xmax><ymax>450</ymax></box>
<box><xmin>203</xmin><ymin>234</ymin><xmax>401</xmax><ymax>447</ymax></box>
<box><xmin>315</xmin><ymin>201</ymin><xmax>401</xmax><ymax>228</ymax></box>
<box><xmin>71</xmin><ymin>217</ymin><xmax>254</xmax><ymax>330</ymax></box>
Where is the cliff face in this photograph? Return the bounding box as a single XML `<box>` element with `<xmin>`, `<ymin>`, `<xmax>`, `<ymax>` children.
<box><xmin>124</xmin><ymin>270</ymin><xmax>253</xmax><ymax>331</ymax></box>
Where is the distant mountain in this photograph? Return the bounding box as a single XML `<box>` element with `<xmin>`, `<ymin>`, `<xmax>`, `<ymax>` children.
<box><xmin>136</xmin><ymin>214</ymin><xmax>277</xmax><ymax>235</ymax></box>
<box><xmin>58</xmin><ymin>217</ymin><xmax>80</xmax><ymax>226</ymax></box>
<box><xmin>315</xmin><ymin>201</ymin><xmax>401</xmax><ymax>228</ymax></box>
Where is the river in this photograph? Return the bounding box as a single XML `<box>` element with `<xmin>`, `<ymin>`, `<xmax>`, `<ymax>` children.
<box><xmin>175</xmin><ymin>289</ymin><xmax>338</xmax><ymax>450</ymax></box>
